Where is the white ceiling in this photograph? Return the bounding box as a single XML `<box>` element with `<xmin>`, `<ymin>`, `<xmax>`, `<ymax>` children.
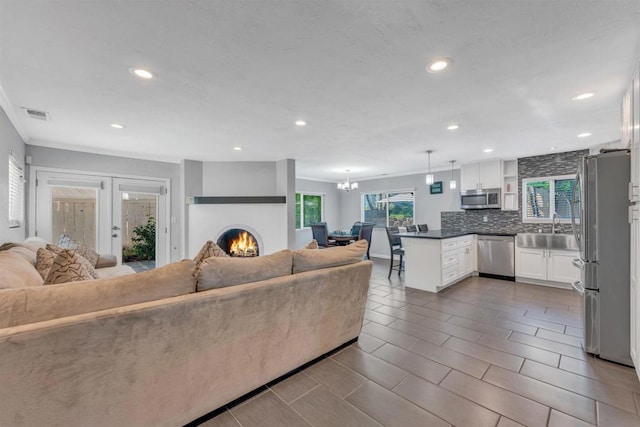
<box><xmin>1</xmin><ymin>1</ymin><xmax>639</xmax><ymax>182</ymax></box>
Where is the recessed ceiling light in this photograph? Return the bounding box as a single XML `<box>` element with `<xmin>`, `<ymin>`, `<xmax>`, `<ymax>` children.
<box><xmin>233</xmin><ymin>146</ymin><xmax>243</xmax><ymax>151</ymax></box>
<box><xmin>110</xmin><ymin>123</ymin><xmax>125</xmax><ymax>129</ymax></box>
<box><xmin>447</xmin><ymin>124</ymin><xmax>459</xmax><ymax>130</ymax></box>
<box><xmin>577</xmin><ymin>132</ymin><xmax>592</xmax><ymax>138</ymax></box>
<box><xmin>295</xmin><ymin>120</ymin><xmax>307</xmax><ymax>126</ymax></box>
<box><xmin>427</xmin><ymin>57</ymin><xmax>452</xmax><ymax>73</ymax></box>
<box><xmin>572</xmin><ymin>92</ymin><xmax>594</xmax><ymax>101</ymax></box>
<box><xmin>129</xmin><ymin>68</ymin><xmax>154</xmax><ymax>79</ymax></box>
<box><xmin>549</xmin><ymin>147</ymin><xmax>556</xmax><ymax>151</ymax></box>
<box><xmin>483</xmin><ymin>148</ymin><xmax>494</xmax><ymax>153</ymax></box>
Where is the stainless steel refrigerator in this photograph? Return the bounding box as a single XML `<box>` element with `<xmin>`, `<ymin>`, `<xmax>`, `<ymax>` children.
<box><xmin>571</xmin><ymin>150</ymin><xmax>632</xmax><ymax>366</ymax></box>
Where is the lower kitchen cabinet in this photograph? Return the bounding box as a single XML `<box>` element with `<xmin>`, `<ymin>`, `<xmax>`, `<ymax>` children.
<box><xmin>402</xmin><ymin>234</ymin><xmax>476</xmax><ymax>292</ymax></box>
<box><xmin>515</xmin><ymin>247</ymin><xmax>580</xmax><ymax>288</ymax></box>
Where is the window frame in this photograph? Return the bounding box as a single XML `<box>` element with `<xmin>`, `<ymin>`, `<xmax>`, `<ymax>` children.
<box><xmin>295</xmin><ymin>192</ymin><xmax>325</xmax><ymax>230</ymax></box>
<box><xmin>360</xmin><ymin>189</ymin><xmax>416</xmax><ymax>228</ymax></box>
<box><xmin>8</xmin><ymin>153</ymin><xmax>24</xmax><ymax>229</ymax></box>
<box><xmin>521</xmin><ymin>174</ymin><xmax>576</xmax><ymax>224</ymax></box>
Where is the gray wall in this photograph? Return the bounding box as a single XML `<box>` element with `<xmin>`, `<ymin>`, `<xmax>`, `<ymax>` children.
<box><xmin>25</xmin><ymin>145</ymin><xmax>182</xmax><ymax>261</ymax></box>
<box><xmin>441</xmin><ymin>149</ymin><xmax>588</xmax><ymax>234</ymax></box>
<box><xmin>295</xmin><ymin>178</ymin><xmax>341</xmax><ymax>249</ymax></box>
<box><xmin>180</xmin><ymin>159</ymin><xmax>203</xmax><ymax>258</ymax></box>
<box><xmin>0</xmin><ymin>107</ymin><xmax>26</xmax><ymax>243</ymax></box>
<box><xmin>202</xmin><ymin>161</ymin><xmax>277</xmax><ymax>196</ymax></box>
<box><xmin>338</xmin><ymin>169</ymin><xmax>461</xmax><ymax>257</ymax></box>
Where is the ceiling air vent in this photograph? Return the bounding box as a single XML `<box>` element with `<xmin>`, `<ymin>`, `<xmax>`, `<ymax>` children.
<box><xmin>22</xmin><ymin>107</ymin><xmax>50</xmax><ymax>121</ymax></box>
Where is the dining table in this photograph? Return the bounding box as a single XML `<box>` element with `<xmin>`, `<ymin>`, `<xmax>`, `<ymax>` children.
<box><xmin>328</xmin><ymin>231</ymin><xmax>359</xmax><ymax>245</ymax></box>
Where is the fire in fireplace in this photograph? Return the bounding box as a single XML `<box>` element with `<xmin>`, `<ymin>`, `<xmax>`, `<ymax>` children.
<box><xmin>217</xmin><ymin>229</ymin><xmax>259</xmax><ymax>257</ymax></box>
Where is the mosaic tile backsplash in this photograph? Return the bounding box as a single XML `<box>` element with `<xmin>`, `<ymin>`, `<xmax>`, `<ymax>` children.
<box><xmin>441</xmin><ymin>149</ymin><xmax>589</xmax><ymax>234</ymax></box>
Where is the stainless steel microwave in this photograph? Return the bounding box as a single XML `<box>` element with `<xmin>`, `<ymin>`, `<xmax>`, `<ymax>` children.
<box><xmin>460</xmin><ymin>188</ymin><xmax>501</xmax><ymax>209</ymax></box>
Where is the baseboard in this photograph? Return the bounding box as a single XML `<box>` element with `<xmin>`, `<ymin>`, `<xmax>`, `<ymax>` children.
<box><xmin>183</xmin><ymin>337</ymin><xmax>358</xmax><ymax>426</ymax></box>
<box><xmin>370</xmin><ymin>254</ymin><xmax>391</xmax><ymax>260</ymax></box>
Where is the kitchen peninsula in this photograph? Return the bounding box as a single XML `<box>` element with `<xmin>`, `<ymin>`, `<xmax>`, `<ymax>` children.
<box><xmin>398</xmin><ymin>230</ymin><xmax>479</xmax><ymax>292</ymax></box>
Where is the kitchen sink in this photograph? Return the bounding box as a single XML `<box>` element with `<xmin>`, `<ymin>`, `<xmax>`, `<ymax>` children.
<box><xmin>516</xmin><ymin>233</ymin><xmax>579</xmax><ymax>251</ymax></box>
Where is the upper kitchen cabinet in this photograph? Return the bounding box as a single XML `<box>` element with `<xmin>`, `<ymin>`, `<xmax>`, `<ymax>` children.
<box><xmin>502</xmin><ymin>159</ymin><xmax>518</xmax><ymax>211</ymax></box>
<box><xmin>460</xmin><ymin>160</ymin><xmax>502</xmax><ymax>191</ymax></box>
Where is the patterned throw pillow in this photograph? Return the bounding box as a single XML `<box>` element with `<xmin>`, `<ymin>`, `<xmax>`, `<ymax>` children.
<box><xmin>193</xmin><ymin>240</ymin><xmax>229</xmax><ymax>276</ymax></box>
<box><xmin>44</xmin><ymin>249</ymin><xmax>95</xmax><ymax>285</ymax></box>
<box><xmin>36</xmin><ymin>248</ymin><xmax>57</xmax><ymax>280</ymax></box>
<box><xmin>45</xmin><ymin>244</ymin><xmax>98</xmax><ymax>279</ymax></box>
<box><xmin>71</xmin><ymin>244</ymin><xmax>100</xmax><ymax>267</ymax></box>
<box><xmin>304</xmin><ymin>240</ymin><xmax>319</xmax><ymax>249</ymax></box>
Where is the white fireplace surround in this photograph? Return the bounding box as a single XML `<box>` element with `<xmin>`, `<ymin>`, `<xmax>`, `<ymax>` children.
<box><xmin>188</xmin><ymin>203</ymin><xmax>288</xmax><ymax>257</ymax></box>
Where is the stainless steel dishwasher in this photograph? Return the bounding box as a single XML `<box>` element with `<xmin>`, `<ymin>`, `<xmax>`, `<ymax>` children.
<box><xmin>478</xmin><ymin>235</ymin><xmax>515</xmax><ymax>280</ymax></box>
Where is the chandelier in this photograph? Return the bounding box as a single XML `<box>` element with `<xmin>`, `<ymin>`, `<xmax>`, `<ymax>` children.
<box><xmin>337</xmin><ymin>170</ymin><xmax>358</xmax><ymax>191</ymax></box>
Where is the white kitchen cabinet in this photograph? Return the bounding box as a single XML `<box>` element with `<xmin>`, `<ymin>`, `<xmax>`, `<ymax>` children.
<box><xmin>516</xmin><ymin>248</ymin><xmax>546</xmax><ymax>281</ymax></box>
<box><xmin>630</xmin><ymin>63</ymin><xmax>640</xmax><ymax>203</ymax></box>
<box><xmin>515</xmin><ymin>247</ymin><xmax>580</xmax><ymax>288</ymax></box>
<box><xmin>402</xmin><ymin>234</ymin><xmax>476</xmax><ymax>292</ymax></box>
<box><xmin>460</xmin><ymin>160</ymin><xmax>502</xmax><ymax>191</ymax></box>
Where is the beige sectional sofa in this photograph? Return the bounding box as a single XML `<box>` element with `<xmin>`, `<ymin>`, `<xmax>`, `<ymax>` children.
<box><xmin>0</xmin><ymin>241</ymin><xmax>373</xmax><ymax>427</ymax></box>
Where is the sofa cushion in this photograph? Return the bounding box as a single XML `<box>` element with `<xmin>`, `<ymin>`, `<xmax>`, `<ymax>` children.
<box><xmin>0</xmin><ymin>259</ymin><xmax>197</xmax><ymax>328</ymax></box>
<box><xmin>293</xmin><ymin>239</ymin><xmax>368</xmax><ymax>274</ymax></box>
<box><xmin>197</xmin><ymin>249</ymin><xmax>293</xmax><ymax>291</ymax></box>
<box><xmin>43</xmin><ymin>245</ymin><xmax>99</xmax><ymax>280</ymax></box>
<box><xmin>0</xmin><ymin>251</ymin><xmax>44</xmax><ymax>289</ymax></box>
<box><xmin>44</xmin><ymin>249</ymin><xmax>96</xmax><ymax>284</ymax></box>
<box><xmin>6</xmin><ymin>244</ymin><xmax>37</xmax><ymax>265</ymax></box>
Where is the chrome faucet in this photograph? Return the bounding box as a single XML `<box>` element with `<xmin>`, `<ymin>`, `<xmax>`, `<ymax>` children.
<box><xmin>552</xmin><ymin>212</ymin><xmax>560</xmax><ymax>234</ymax></box>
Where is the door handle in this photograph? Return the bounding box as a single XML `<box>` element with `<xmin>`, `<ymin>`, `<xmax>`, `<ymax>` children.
<box><xmin>571</xmin><ymin>258</ymin><xmax>584</xmax><ymax>270</ymax></box>
<box><xmin>571</xmin><ymin>280</ymin><xmax>585</xmax><ymax>295</ymax></box>
<box><xmin>112</xmin><ymin>226</ymin><xmax>120</xmax><ymax>231</ymax></box>
<box><xmin>112</xmin><ymin>233</ymin><xmax>118</xmax><ymax>238</ymax></box>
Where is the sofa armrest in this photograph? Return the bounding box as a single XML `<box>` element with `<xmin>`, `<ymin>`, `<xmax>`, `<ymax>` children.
<box><xmin>95</xmin><ymin>254</ymin><xmax>117</xmax><ymax>268</ymax></box>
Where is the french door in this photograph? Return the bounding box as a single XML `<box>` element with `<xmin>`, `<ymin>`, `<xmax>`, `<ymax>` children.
<box><xmin>34</xmin><ymin>170</ymin><xmax>169</xmax><ymax>267</ymax></box>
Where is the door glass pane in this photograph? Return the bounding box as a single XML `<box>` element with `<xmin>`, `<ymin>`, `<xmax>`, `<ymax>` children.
<box><xmin>51</xmin><ymin>187</ymin><xmax>97</xmax><ymax>249</ymax></box>
<box><xmin>121</xmin><ymin>192</ymin><xmax>157</xmax><ymax>271</ymax></box>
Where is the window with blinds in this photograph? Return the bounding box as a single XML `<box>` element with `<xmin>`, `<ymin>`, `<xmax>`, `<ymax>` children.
<box><xmin>8</xmin><ymin>154</ymin><xmax>24</xmax><ymax>228</ymax></box>
<box><xmin>522</xmin><ymin>175</ymin><xmax>577</xmax><ymax>223</ymax></box>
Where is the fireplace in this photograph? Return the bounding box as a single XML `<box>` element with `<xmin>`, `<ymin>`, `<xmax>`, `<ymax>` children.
<box><xmin>217</xmin><ymin>228</ymin><xmax>260</xmax><ymax>257</ymax></box>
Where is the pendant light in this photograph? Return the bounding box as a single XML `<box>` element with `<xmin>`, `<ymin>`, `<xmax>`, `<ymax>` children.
<box><xmin>337</xmin><ymin>169</ymin><xmax>358</xmax><ymax>191</ymax></box>
<box><xmin>449</xmin><ymin>160</ymin><xmax>457</xmax><ymax>189</ymax></box>
<box><xmin>425</xmin><ymin>150</ymin><xmax>434</xmax><ymax>185</ymax></box>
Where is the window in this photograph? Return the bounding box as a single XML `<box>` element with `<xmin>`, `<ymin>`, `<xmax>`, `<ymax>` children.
<box><xmin>8</xmin><ymin>154</ymin><xmax>24</xmax><ymax>228</ymax></box>
<box><xmin>522</xmin><ymin>175</ymin><xmax>578</xmax><ymax>222</ymax></box>
<box><xmin>295</xmin><ymin>192</ymin><xmax>324</xmax><ymax>229</ymax></box>
<box><xmin>362</xmin><ymin>191</ymin><xmax>414</xmax><ymax>227</ymax></box>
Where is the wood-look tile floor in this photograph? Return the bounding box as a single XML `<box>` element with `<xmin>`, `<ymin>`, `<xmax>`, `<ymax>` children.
<box><xmin>198</xmin><ymin>259</ymin><xmax>640</xmax><ymax>427</ymax></box>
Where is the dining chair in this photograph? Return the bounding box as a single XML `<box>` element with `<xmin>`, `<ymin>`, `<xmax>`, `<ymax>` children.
<box><xmin>358</xmin><ymin>223</ymin><xmax>374</xmax><ymax>260</ymax></box>
<box><xmin>418</xmin><ymin>224</ymin><xmax>429</xmax><ymax>232</ymax></box>
<box><xmin>406</xmin><ymin>224</ymin><xmax>417</xmax><ymax>232</ymax></box>
<box><xmin>385</xmin><ymin>226</ymin><xmax>404</xmax><ymax>278</ymax></box>
<box><xmin>311</xmin><ymin>223</ymin><xmax>335</xmax><ymax>248</ymax></box>
<box><xmin>350</xmin><ymin>221</ymin><xmax>363</xmax><ymax>237</ymax></box>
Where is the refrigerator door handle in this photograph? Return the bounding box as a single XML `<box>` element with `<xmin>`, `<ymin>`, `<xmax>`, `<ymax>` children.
<box><xmin>571</xmin><ymin>280</ymin><xmax>585</xmax><ymax>295</ymax></box>
<box><xmin>572</xmin><ymin>258</ymin><xmax>584</xmax><ymax>270</ymax></box>
<box><xmin>571</xmin><ymin>171</ymin><xmax>581</xmax><ymax>250</ymax></box>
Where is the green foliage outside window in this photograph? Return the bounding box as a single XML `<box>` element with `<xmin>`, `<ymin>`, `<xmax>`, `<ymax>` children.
<box><xmin>131</xmin><ymin>216</ymin><xmax>156</xmax><ymax>260</ymax></box>
<box><xmin>295</xmin><ymin>193</ymin><xmax>323</xmax><ymax>229</ymax></box>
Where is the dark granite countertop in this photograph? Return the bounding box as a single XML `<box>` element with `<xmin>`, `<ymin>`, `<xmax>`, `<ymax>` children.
<box><xmin>397</xmin><ymin>230</ymin><xmax>517</xmax><ymax>240</ymax></box>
